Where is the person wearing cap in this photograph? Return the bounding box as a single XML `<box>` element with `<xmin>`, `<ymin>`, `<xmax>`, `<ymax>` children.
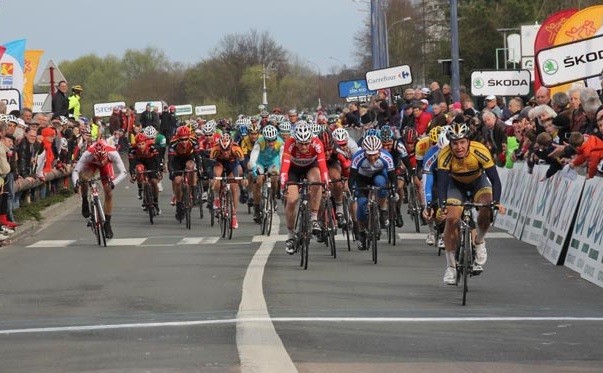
<box><xmin>483</xmin><ymin>95</ymin><xmax>501</xmax><ymax>119</ymax></box>
<box><xmin>139</xmin><ymin>103</ymin><xmax>160</xmax><ymax>130</ymax></box>
<box><xmin>68</xmin><ymin>85</ymin><xmax>83</xmax><ymax>120</ymax></box>
<box><xmin>52</xmin><ymin>80</ymin><xmax>70</xmax><ymax>118</ymax></box>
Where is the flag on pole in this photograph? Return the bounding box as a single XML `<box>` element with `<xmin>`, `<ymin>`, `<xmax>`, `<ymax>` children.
<box><xmin>23</xmin><ymin>50</ymin><xmax>44</xmax><ymax>109</ymax></box>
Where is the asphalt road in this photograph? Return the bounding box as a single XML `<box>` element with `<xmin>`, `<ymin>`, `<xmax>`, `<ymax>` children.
<box><xmin>0</xmin><ymin>178</ymin><xmax>601</xmax><ymax>372</ymax></box>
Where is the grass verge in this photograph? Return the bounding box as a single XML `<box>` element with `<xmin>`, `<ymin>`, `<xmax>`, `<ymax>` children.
<box><xmin>13</xmin><ymin>189</ymin><xmax>74</xmax><ymax>222</ymax></box>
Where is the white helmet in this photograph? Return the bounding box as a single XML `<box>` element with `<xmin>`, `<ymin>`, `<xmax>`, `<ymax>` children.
<box><xmin>262</xmin><ymin>125</ymin><xmax>278</xmax><ymax>141</ymax></box>
<box><xmin>294</xmin><ymin>121</ymin><xmax>313</xmax><ymax>143</ymax></box>
<box><xmin>310</xmin><ymin>122</ymin><xmax>322</xmax><ymax>136</ymax></box>
<box><xmin>143</xmin><ymin>126</ymin><xmax>157</xmax><ymax>139</ymax></box>
<box><xmin>60</xmin><ymin>137</ymin><xmax>69</xmax><ymax>150</ymax></box>
<box><xmin>203</xmin><ymin>120</ymin><xmax>216</xmax><ymax>135</ymax></box>
<box><xmin>332</xmin><ymin>127</ymin><xmax>349</xmax><ymax>145</ymax></box>
<box><xmin>437</xmin><ymin>130</ymin><xmax>450</xmax><ymax>149</ymax></box>
<box><xmin>362</xmin><ymin>135</ymin><xmax>382</xmax><ymax>155</ymax></box>
<box><xmin>279</xmin><ymin>121</ymin><xmax>291</xmax><ymax>133</ymax></box>
<box><xmin>59</xmin><ymin>116</ymin><xmax>69</xmax><ymax>125</ymax></box>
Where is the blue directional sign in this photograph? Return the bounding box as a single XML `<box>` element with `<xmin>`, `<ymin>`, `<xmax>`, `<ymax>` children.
<box><xmin>338</xmin><ymin>79</ymin><xmax>377</xmax><ymax>98</ymax></box>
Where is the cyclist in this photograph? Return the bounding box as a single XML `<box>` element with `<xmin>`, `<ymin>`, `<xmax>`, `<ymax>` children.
<box><xmin>400</xmin><ymin>127</ymin><xmax>422</xmax><ymax>205</ymax></box>
<box><xmin>280</xmin><ymin>121</ymin><xmax>330</xmax><ymax>254</ymax></box>
<box><xmin>168</xmin><ymin>125</ymin><xmax>201</xmax><ymax>221</ymax></box>
<box><xmin>210</xmin><ymin>132</ymin><xmax>245</xmax><ymax>229</ymax></box>
<box><xmin>417</xmin><ymin>126</ymin><xmax>444</xmax><ymax>244</ymax></box>
<box><xmin>278</xmin><ymin>121</ymin><xmax>292</xmax><ymax>142</ymax></box>
<box><xmin>379</xmin><ymin>125</ymin><xmax>412</xmax><ymax>228</ymax></box>
<box><xmin>248</xmin><ymin>125</ymin><xmax>284</xmax><ymax>223</ymax></box>
<box><xmin>240</xmin><ymin>122</ymin><xmax>261</xmax><ymax>205</ymax></box>
<box><xmin>321</xmin><ymin>129</ymin><xmax>351</xmax><ymax>227</ymax></box>
<box><xmin>129</xmin><ymin>132</ymin><xmax>161</xmax><ymax>214</ymax></box>
<box><xmin>348</xmin><ymin>135</ymin><xmax>397</xmax><ymax>251</ymax></box>
<box><xmin>72</xmin><ymin>141</ymin><xmax>127</xmax><ymax>239</ymax></box>
<box><xmin>143</xmin><ymin>126</ymin><xmax>166</xmax><ymax>191</ymax></box>
<box><xmin>436</xmin><ymin>122</ymin><xmax>506</xmax><ymax>285</ymax></box>
<box><xmin>422</xmin><ymin>129</ymin><xmax>449</xmax><ymax>249</ymax></box>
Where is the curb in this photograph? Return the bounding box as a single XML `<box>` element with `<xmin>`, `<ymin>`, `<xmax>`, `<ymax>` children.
<box><xmin>9</xmin><ymin>194</ymin><xmax>80</xmax><ymax>245</ymax></box>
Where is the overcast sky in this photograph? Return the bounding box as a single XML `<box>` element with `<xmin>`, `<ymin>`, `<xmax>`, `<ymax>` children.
<box><xmin>1</xmin><ymin>0</ymin><xmax>368</xmax><ymax>79</ymax></box>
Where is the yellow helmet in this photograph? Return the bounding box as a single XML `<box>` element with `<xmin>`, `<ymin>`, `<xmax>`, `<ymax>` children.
<box><xmin>429</xmin><ymin>126</ymin><xmax>442</xmax><ymax>143</ymax></box>
<box><xmin>71</xmin><ymin>85</ymin><xmax>83</xmax><ymax>92</ymax></box>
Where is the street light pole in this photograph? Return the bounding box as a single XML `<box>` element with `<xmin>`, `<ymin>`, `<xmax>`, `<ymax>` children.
<box><xmin>386</xmin><ymin>16</ymin><xmax>412</xmax><ymax>67</ymax></box>
<box><xmin>261</xmin><ymin>63</ymin><xmax>268</xmax><ymax>106</ymax></box>
<box><xmin>450</xmin><ymin>0</ymin><xmax>461</xmax><ymax>102</ymax></box>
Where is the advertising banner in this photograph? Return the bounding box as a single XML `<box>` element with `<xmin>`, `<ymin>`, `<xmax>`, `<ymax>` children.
<box><xmin>470</xmin><ymin>70</ymin><xmax>531</xmax><ymax>96</ymax></box>
<box><xmin>195</xmin><ymin>105</ymin><xmax>217</xmax><ymax>116</ymax></box>
<box><xmin>338</xmin><ymin>79</ymin><xmax>376</xmax><ymax>98</ymax></box>
<box><xmin>502</xmin><ymin>163</ymin><xmax>526</xmax><ymax>234</ymax></box>
<box><xmin>493</xmin><ymin>167</ymin><xmax>510</xmax><ymax>230</ymax></box>
<box><xmin>532</xmin><ymin>9</ymin><xmax>577</xmax><ymax>92</ymax></box>
<box><xmin>174</xmin><ymin>104</ymin><xmax>192</xmax><ymax>116</ymax></box>
<box><xmin>566</xmin><ymin>177</ymin><xmax>603</xmax><ymax>287</ymax></box>
<box><xmin>0</xmin><ymin>39</ymin><xmax>26</xmax><ymax>97</ymax></box>
<box><xmin>94</xmin><ymin>101</ymin><xmax>126</xmax><ymax>117</ymax></box>
<box><xmin>522</xmin><ymin>167</ymin><xmax>557</xmax><ymax>246</ymax></box>
<box><xmin>513</xmin><ymin>165</ymin><xmax>544</xmax><ymax>240</ymax></box>
<box><xmin>0</xmin><ymin>88</ymin><xmax>21</xmax><ymax>112</ymax></box>
<box><xmin>134</xmin><ymin>101</ymin><xmax>163</xmax><ymax>114</ymax></box>
<box><xmin>365</xmin><ymin>65</ymin><xmax>412</xmax><ymax>90</ymax></box>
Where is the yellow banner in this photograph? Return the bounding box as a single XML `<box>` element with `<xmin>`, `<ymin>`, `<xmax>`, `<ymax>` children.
<box><xmin>23</xmin><ymin>49</ymin><xmax>44</xmax><ymax>109</ymax></box>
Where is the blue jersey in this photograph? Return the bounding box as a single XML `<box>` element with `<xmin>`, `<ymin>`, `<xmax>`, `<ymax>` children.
<box><xmin>422</xmin><ymin>144</ymin><xmax>440</xmax><ymax>206</ymax></box>
<box><xmin>351</xmin><ymin>149</ymin><xmax>395</xmax><ymax>178</ymax></box>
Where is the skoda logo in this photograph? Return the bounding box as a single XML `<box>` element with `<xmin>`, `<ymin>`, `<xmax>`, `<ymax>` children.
<box><xmin>543</xmin><ymin>59</ymin><xmax>559</xmax><ymax>75</ymax></box>
<box><xmin>473</xmin><ymin>78</ymin><xmax>484</xmax><ymax>89</ymax></box>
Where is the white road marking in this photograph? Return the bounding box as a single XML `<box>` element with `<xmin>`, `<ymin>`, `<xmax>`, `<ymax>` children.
<box><xmin>236</xmin><ymin>213</ymin><xmax>297</xmax><ymax>373</ymax></box>
<box><xmin>1</xmin><ymin>317</ymin><xmax>602</xmax><ymax>335</ymax></box>
<box><xmin>107</xmin><ymin>238</ymin><xmax>147</xmax><ymax>246</ymax></box>
<box><xmin>254</xmin><ymin>232</ymin><xmax>513</xmax><ymax>243</ymax></box>
<box><xmin>178</xmin><ymin>237</ymin><xmax>220</xmax><ymax>245</ymax></box>
<box><xmin>27</xmin><ymin>240</ymin><xmax>76</xmax><ymax>248</ymax></box>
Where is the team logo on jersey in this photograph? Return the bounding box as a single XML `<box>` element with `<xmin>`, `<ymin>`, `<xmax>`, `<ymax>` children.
<box><xmin>474</xmin><ymin>148</ymin><xmax>491</xmax><ymax>163</ymax></box>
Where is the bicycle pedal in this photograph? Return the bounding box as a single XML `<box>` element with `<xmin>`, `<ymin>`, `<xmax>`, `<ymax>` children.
<box><xmin>471</xmin><ymin>265</ymin><xmax>483</xmax><ymax>276</ymax></box>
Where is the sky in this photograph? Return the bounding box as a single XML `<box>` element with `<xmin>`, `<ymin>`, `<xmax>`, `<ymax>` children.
<box><xmin>1</xmin><ymin>0</ymin><xmax>368</xmax><ymax>80</ymax></box>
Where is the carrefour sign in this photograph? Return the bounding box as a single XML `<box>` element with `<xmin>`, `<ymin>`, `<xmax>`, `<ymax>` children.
<box><xmin>536</xmin><ymin>34</ymin><xmax>603</xmax><ymax>88</ymax></box>
<box><xmin>470</xmin><ymin>70</ymin><xmax>531</xmax><ymax>96</ymax></box>
<box><xmin>338</xmin><ymin>79</ymin><xmax>376</xmax><ymax>98</ymax></box>
<box><xmin>365</xmin><ymin>64</ymin><xmax>413</xmax><ymax>90</ymax></box>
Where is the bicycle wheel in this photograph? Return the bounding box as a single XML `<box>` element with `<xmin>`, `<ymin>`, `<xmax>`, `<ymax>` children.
<box><xmin>462</xmin><ymin>226</ymin><xmax>472</xmax><ymax>306</ymax></box>
<box><xmin>220</xmin><ymin>190</ymin><xmax>227</xmax><ymax>238</ymax></box>
<box><xmin>95</xmin><ymin>199</ymin><xmax>107</xmax><ymax>247</ymax></box>
<box><xmin>372</xmin><ymin>203</ymin><xmax>379</xmax><ymax>264</ymax></box>
<box><xmin>197</xmin><ymin>181</ymin><xmax>204</xmax><ymax>219</ymax></box>
<box><xmin>208</xmin><ymin>188</ymin><xmax>215</xmax><ymax>227</ymax></box>
<box><xmin>342</xmin><ymin>196</ymin><xmax>351</xmax><ymax>252</ymax></box>
<box><xmin>260</xmin><ymin>188</ymin><xmax>267</xmax><ymax>235</ymax></box>
<box><xmin>143</xmin><ymin>182</ymin><xmax>154</xmax><ymax>225</ymax></box>
<box><xmin>409</xmin><ymin>185</ymin><xmax>421</xmax><ymax>233</ymax></box>
<box><xmin>436</xmin><ymin>223</ymin><xmax>444</xmax><ymax>256</ymax></box>
<box><xmin>91</xmin><ymin>200</ymin><xmax>101</xmax><ymax>245</ymax></box>
<box><xmin>302</xmin><ymin>206</ymin><xmax>310</xmax><ymax>270</ymax></box>
<box><xmin>266</xmin><ymin>186</ymin><xmax>274</xmax><ymax>236</ymax></box>
<box><xmin>388</xmin><ymin>198</ymin><xmax>396</xmax><ymax>246</ymax></box>
<box><xmin>227</xmin><ymin>189</ymin><xmax>234</xmax><ymax>240</ymax></box>
<box><xmin>324</xmin><ymin>199</ymin><xmax>336</xmax><ymax>259</ymax></box>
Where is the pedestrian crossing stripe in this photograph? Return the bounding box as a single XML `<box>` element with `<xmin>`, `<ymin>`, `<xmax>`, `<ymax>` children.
<box><xmin>26</xmin><ymin>237</ymin><xmax>220</xmax><ymax>248</ymax></box>
<box><xmin>252</xmin><ymin>232</ymin><xmax>513</xmax><ymax>243</ymax></box>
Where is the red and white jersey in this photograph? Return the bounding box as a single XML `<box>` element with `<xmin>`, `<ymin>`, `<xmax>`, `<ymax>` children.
<box><xmin>280</xmin><ymin>137</ymin><xmax>329</xmax><ymax>185</ymax></box>
<box><xmin>72</xmin><ymin>142</ymin><xmax>127</xmax><ymax>186</ymax></box>
<box><xmin>198</xmin><ymin>133</ymin><xmax>221</xmax><ymax>152</ymax></box>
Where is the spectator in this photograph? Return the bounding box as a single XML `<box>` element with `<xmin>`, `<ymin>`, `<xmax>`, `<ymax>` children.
<box><xmin>595</xmin><ymin>106</ymin><xmax>603</xmax><ymax>140</ymax></box>
<box><xmin>530</xmin><ymin>132</ymin><xmax>563</xmax><ymax>179</ymax></box>
<box><xmin>52</xmin><ymin>80</ymin><xmax>69</xmax><ymax>117</ymax></box>
<box><xmin>567</xmin><ymin>131</ymin><xmax>603</xmax><ymax>178</ymax></box>
<box><xmin>20</xmin><ymin>108</ymin><xmax>33</xmax><ymax>123</ymax></box>
<box><xmin>463</xmin><ymin>97</ymin><xmax>479</xmax><ymax>119</ymax></box>
<box><xmin>483</xmin><ymin>95</ymin><xmax>502</xmax><ymax>118</ymax></box>
<box><xmin>430</xmin><ymin>81</ymin><xmax>445</xmax><ymax>104</ymax></box>
<box><xmin>400</xmin><ymin>103</ymin><xmax>414</xmax><ymax>130</ymax></box>
<box><xmin>442</xmin><ymin>84</ymin><xmax>452</xmax><ymax>106</ymax></box>
<box><xmin>552</xmin><ymin>92</ymin><xmax>570</xmax><ymax>115</ymax></box>
<box><xmin>412</xmin><ymin>100</ymin><xmax>432</xmax><ymax>136</ymax></box>
<box><xmin>108</xmin><ymin>106</ymin><xmax>123</xmax><ymax>134</ymax></box>
<box><xmin>428</xmin><ymin>104</ymin><xmax>447</xmax><ymax>130</ymax></box>
<box><xmin>67</xmin><ymin>85</ymin><xmax>83</xmax><ymax>120</ymax></box>
<box><xmin>568</xmin><ymin>86</ymin><xmax>588</xmax><ymax>133</ymax></box>
<box><xmin>160</xmin><ymin>105</ymin><xmax>178</xmax><ymax>140</ymax></box>
<box><xmin>581</xmin><ymin>87</ymin><xmax>603</xmax><ymax>134</ymax></box>
<box><xmin>139</xmin><ymin>103</ymin><xmax>160</xmax><ymax>129</ymax></box>
<box><xmin>16</xmin><ymin>127</ymin><xmax>42</xmax><ymax>182</ymax></box>
<box><xmin>481</xmin><ymin>111</ymin><xmax>508</xmax><ymax>166</ymax></box>
<box><xmin>498</xmin><ymin>97</ymin><xmax>513</xmax><ymax>121</ymax></box>
<box><xmin>0</xmin><ymin>101</ymin><xmax>6</xmax><ymax>114</ymax></box>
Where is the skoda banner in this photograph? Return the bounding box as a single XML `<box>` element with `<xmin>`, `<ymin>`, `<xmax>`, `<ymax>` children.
<box><xmin>536</xmin><ymin>34</ymin><xmax>603</xmax><ymax>88</ymax></box>
<box><xmin>470</xmin><ymin>70</ymin><xmax>531</xmax><ymax>96</ymax></box>
<box><xmin>337</xmin><ymin>79</ymin><xmax>376</xmax><ymax>98</ymax></box>
<box><xmin>0</xmin><ymin>88</ymin><xmax>21</xmax><ymax>112</ymax></box>
<box><xmin>365</xmin><ymin>65</ymin><xmax>412</xmax><ymax>91</ymax></box>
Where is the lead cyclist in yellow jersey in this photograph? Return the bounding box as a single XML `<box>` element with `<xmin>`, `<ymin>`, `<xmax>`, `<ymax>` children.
<box><xmin>433</xmin><ymin>121</ymin><xmax>506</xmax><ymax>285</ymax></box>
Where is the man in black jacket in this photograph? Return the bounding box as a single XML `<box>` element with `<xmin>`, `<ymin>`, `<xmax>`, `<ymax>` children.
<box><xmin>139</xmin><ymin>103</ymin><xmax>160</xmax><ymax>129</ymax></box>
<box><xmin>51</xmin><ymin>80</ymin><xmax>69</xmax><ymax>117</ymax></box>
<box><xmin>160</xmin><ymin>105</ymin><xmax>178</xmax><ymax>140</ymax></box>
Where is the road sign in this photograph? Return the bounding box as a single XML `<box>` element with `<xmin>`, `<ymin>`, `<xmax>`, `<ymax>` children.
<box><xmin>174</xmin><ymin>104</ymin><xmax>192</xmax><ymax>116</ymax></box>
<box><xmin>536</xmin><ymin>34</ymin><xmax>603</xmax><ymax>88</ymax></box>
<box><xmin>94</xmin><ymin>101</ymin><xmax>126</xmax><ymax>117</ymax></box>
<box><xmin>365</xmin><ymin>65</ymin><xmax>412</xmax><ymax>91</ymax></box>
<box><xmin>0</xmin><ymin>88</ymin><xmax>21</xmax><ymax>112</ymax></box>
<box><xmin>521</xmin><ymin>57</ymin><xmax>535</xmax><ymax>81</ymax></box>
<box><xmin>195</xmin><ymin>105</ymin><xmax>217</xmax><ymax>116</ymax></box>
<box><xmin>337</xmin><ymin>79</ymin><xmax>376</xmax><ymax>98</ymax></box>
<box><xmin>36</xmin><ymin>60</ymin><xmax>66</xmax><ymax>86</ymax></box>
<box><xmin>470</xmin><ymin>70</ymin><xmax>532</xmax><ymax>96</ymax></box>
<box><xmin>33</xmin><ymin>93</ymin><xmax>49</xmax><ymax>113</ymax></box>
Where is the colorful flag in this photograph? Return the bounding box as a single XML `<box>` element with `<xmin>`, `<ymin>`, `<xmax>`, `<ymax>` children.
<box><xmin>23</xmin><ymin>50</ymin><xmax>44</xmax><ymax>109</ymax></box>
<box><xmin>0</xmin><ymin>39</ymin><xmax>26</xmax><ymax>98</ymax></box>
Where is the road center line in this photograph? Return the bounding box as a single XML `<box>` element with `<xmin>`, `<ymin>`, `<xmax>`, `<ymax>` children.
<box><xmin>235</xmin><ymin>214</ymin><xmax>297</xmax><ymax>373</ymax></box>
